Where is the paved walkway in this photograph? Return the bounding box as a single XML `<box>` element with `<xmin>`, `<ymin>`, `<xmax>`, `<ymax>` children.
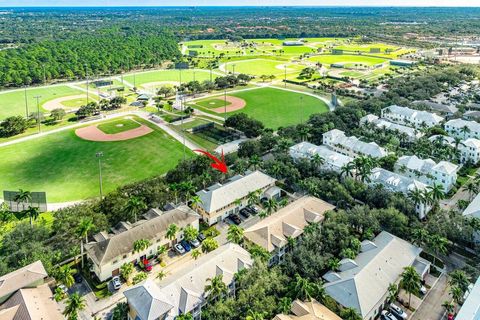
<box><xmin>411</xmin><ymin>273</ymin><xmax>450</xmax><ymax>320</ymax></box>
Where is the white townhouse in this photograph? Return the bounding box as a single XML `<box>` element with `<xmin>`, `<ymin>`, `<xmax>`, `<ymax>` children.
<box><xmin>456</xmin><ymin>276</ymin><xmax>480</xmax><ymax>320</ymax></box>
<box><xmin>459</xmin><ymin>138</ymin><xmax>480</xmax><ymax>164</ymax></box>
<box><xmin>462</xmin><ymin>193</ymin><xmax>480</xmax><ymax>243</ymax></box>
<box><xmin>444</xmin><ymin>118</ymin><xmax>480</xmax><ymax>140</ymax></box>
<box><xmin>289</xmin><ymin>142</ymin><xmax>354</xmax><ymax>173</ymax></box>
<box><xmin>394</xmin><ymin>155</ymin><xmax>458</xmax><ymax>193</ymax></box>
<box><xmin>323</xmin><ymin>231</ymin><xmax>430</xmax><ymax>320</ymax></box>
<box><xmin>244</xmin><ymin>196</ymin><xmax>335</xmax><ymax>265</ymax></box>
<box><xmin>86</xmin><ymin>205</ymin><xmax>200</xmax><ymax>282</ymax></box>
<box><xmin>124</xmin><ymin>243</ymin><xmax>253</xmax><ymax>320</ymax></box>
<box><xmin>428</xmin><ymin>135</ymin><xmax>456</xmax><ymax>148</ymax></box>
<box><xmin>196</xmin><ymin>170</ymin><xmax>279</xmax><ymax>225</ymax></box>
<box><xmin>360</xmin><ymin>114</ymin><xmax>424</xmax><ymax>142</ymax></box>
<box><xmin>381</xmin><ymin>105</ymin><xmax>444</xmax><ymax>129</ymax></box>
<box><xmin>368</xmin><ymin>168</ymin><xmax>431</xmax><ymax>219</ymax></box>
<box><xmin>322</xmin><ymin>129</ymin><xmax>389</xmax><ymax>159</ymax></box>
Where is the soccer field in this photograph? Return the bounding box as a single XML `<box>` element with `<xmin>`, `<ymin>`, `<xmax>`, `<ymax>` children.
<box><xmin>308</xmin><ymin>54</ymin><xmax>388</xmax><ymax>67</ymax></box>
<box><xmin>0</xmin><ymin>85</ymin><xmax>85</xmax><ymax>120</ymax></box>
<box><xmin>0</xmin><ymin>116</ymin><xmax>191</xmax><ymax>202</ymax></box>
<box><xmin>194</xmin><ymin>87</ymin><xmax>330</xmax><ymax>129</ymax></box>
<box><xmin>122</xmin><ymin>69</ymin><xmax>218</xmax><ymax>87</ymax></box>
<box><xmin>222</xmin><ymin>59</ymin><xmax>304</xmax><ymax>77</ymax></box>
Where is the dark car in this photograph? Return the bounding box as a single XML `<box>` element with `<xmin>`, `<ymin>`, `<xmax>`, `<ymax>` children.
<box><xmin>197</xmin><ymin>233</ymin><xmax>206</xmax><ymax>242</ymax></box>
<box><xmin>247</xmin><ymin>205</ymin><xmax>259</xmax><ymax>215</ymax></box>
<box><xmin>239</xmin><ymin>208</ymin><xmax>251</xmax><ymax>218</ymax></box>
<box><xmin>73</xmin><ymin>273</ymin><xmax>82</xmax><ymax>284</ymax></box>
<box><xmin>180</xmin><ymin>240</ymin><xmax>192</xmax><ymax>252</ymax></box>
<box><xmin>230</xmin><ymin>214</ymin><xmax>242</xmax><ymax>225</ymax></box>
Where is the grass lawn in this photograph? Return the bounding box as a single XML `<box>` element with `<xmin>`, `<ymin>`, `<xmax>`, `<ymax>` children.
<box><xmin>97</xmin><ymin>118</ymin><xmax>141</xmax><ymax>134</ymax></box>
<box><xmin>0</xmin><ymin>116</ymin><xmax>191</xmax><ymax>202</ymax></box>
<box><xmin>61</xmin><ymin>97</ymin><xmax>88</xmax><ymax>108</ymax></box>
<box><xmin>309</xmin><ymin>54</ymin><xmax>388</xmax><ymax>66</ymax></box>
<box><xmin>0</xmin><ymin>85</ymin><xmax>85</xmax><ymax>120</ymax></box>
<box><xmin>340</xmin><ymin>71</ymin><xmax>365</xmax><ymax>78</ymax></box>
<box><xmin>195</xmin><ymin>87</ymin><xmax>329</xmax><ymax>129</ymax></box>
<box><xmin>169</xmin><ymin>118</ymin><xmax>221</xmax><ymax>151</ymax></box>
<box><xmin>222</xmin><ymin>59</ymin><xmax>303</xmax><ymax>77</ymax></box>
<box><xmin>122</xmin><ymin>69</ymin><xmax>217</xmax><ymax>87</ymax></box>
<box><xmin>195</xmin><ymin>98</ymin><xmax>231</xmax><ymax>109</ymax></box>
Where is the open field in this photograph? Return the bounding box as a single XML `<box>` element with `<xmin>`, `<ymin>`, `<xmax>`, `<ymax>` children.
<box><xmin>0</xmin><ymin>85</ymin><xmax>86</xmax><ymax>119</ymax></box>
<box><xmin>222</xmin><ymin>59</ymin><xmax>304</xmax><ymax>77</ymax></box>
<box><xmin>195</xmin><ymin>98</ymin><xmax>232</xmax><ymax>109</ymax></box>
<box><xmin>308</xmin><ymin>54</ymin><xmax>388</xmax><ymax>67</ymax></box>
<box><xmin>192</xmin><ymin>87</ymin><xmax>329</xmax><ymax>129</ymax></box>
<box><xmin>0</xmin><ymin>116</ymin><xmax>191</xmax><ymax>202</ymax></box>
<box><xmin>169</xmin><ymin>118</ymin><xmax>227</xmax><ymax>151</ymax></box>
<box><xmin>333</xmin><ymin>43</ymin><xmax>399</xmax><ymax>53</ymax></box>
<box><xmin>122</xmin><ymin>69</ymin><xmax>218</xmax><ymax>87</ymax></box>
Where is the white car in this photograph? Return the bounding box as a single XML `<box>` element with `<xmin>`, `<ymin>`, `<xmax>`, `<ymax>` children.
<box><xmin>58</xmin><ymin>284</ymin><xmax>68</xmax><ymax>294</ymax></box>
<box><xmin>420</xmin><ymin>285</ymin><xmax>427</xmax><ymax>295</ymax></box>
<box><xmin>111</xmin><ymin>276</ymin><xmax>122</xmax><ymax>290</ymax></box>
<box><xmin>381</xmin><ymin>310</ymin><xmax>397</xmax><ymax>320</ymax></box>
<box><xmin>389</xmin><ymin>303</ymin><xmax>408</xmax><ymax>319</ymax></box>
<box><xmin>190</xmin><ymin>238</ymin><xmax>201</xmax><ymax>248</ymax></box>
<box><xmin>174</xmin><ymin>243</ymin><xmax>186</xmax><ymax>254</ymax></box>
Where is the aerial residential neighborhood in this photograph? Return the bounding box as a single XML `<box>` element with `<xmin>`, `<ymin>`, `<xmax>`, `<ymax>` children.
<box><xmin>0</xmin><ymin>3</ymin><xmax>480</xmax><ymax>320</ymax></box>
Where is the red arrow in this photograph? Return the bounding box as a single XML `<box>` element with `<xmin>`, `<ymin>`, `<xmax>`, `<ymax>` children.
<box><xmin>194</xmin><ymin>149</ymin><xmax>228</xmax><ymax>174</ymax></box>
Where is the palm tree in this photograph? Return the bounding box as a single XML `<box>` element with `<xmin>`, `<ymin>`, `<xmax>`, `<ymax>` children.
<box><xmin>205</xmin><ymin>275</ymin><xmax>228</xmax><ymax>301</ymax></box>
<box><xmin>249</xmin><ymin>155</ymin><xmax>262</xmax><ymax>170</ymax></box>
<box><xmin>264</xmin><ymin>198</ymin><xmax>279</xmax><ymax>216</ymax></box>
<box><xmin>169</xmin><ymin>183</ymin><xmax>180</xmax><ymax>204</ymax></box>
<box><xmin>448</xmin><ymin>270</ymin><xmax>470</xmax><ymax>294</ymax></box>
<box><xmin>189</xmin><ymin>195</ymin><xmax>203</xmax><ymax>213</ymax></box>
<box><xmin>24</xmin><ymin>206</ymin><xmax>39</xmax><ymax>227</ymax></box>
<box><xmin>276</xmin><ymin>297</ymin><xmax>292</xmax><ymax>314</ymax></box>
<box><xmin>427</xmin><ymin>184</ymin><xmax>445</xmax><ymax>205</ymax></box>
<box><xmin>176</xmin><ymin>314</ymin><xmax>194</xmax><ymax>320</ymax></box>
<box><xmin>133</xmin><ymin>239</ymin><xmax>151</xmax><ymax>253</ymax></box>
<box><xmin>400</xmin><ymin>266</ymin><xmax>421</xmax><ymax>307</ymax></box>
<box><xmin>157</xmin><ymin>270</ymin><xmax>167</xmax><ymax>280</ymax></box>
<box><xmin>311</xmin><ymin>154</ymin><xmax>325</xmax><ymax>172</ymax></box>
<box><xmin>56</xmin><ymin>265</ymin><xmax>76</xmax><ymax>288</ymax></box>
<box><xmin>63</xmin><ymin>293</ymin><xmax>86</xmax><ymax>320</ymax></box>
<box><xmin>247</xmin><ymin>190</ymin><xmax>260</xmax><ymax>206</ymax></box>
<box><xmin>120</xmin><ymin>262</ymin><xmax>134</xmax><ymax>283</ymax></box>
<box><xmin>76</xmin><ymin>218</ymin><xmax>94</xmax><ymax>269</ymax></box>
<box><xmin>166</xmin><ymin>223</ymin><xmax>179</xmax><ymax>247</ymax></box>
<box><xmin>124</xmin><ymin>196</ymin><xmax>147</xmax><ymax>223</ymax></box>
<box><xmin>427</xmin><ymin>234</ymin><xmax>448</xmax><ymax>267</ymax></box>
<box><xmin>14</xmin><ymin>189</ymin><xmax>31</xmax><ymax>211</ymax></box>
<box><xmin>461</xmin><ymin>125</ymin><xmax>471</xmax><ymax>139</ymax></box>
<box><xmin>387</xmin><ymin>283</ymin><xmax>399</xmax><ymax>303</ymax></box>
<box><xmin>340</xmin><ymin>308</ymin><xmax>362</xmax><ymax>320</ymax></box>
<box><xmin>450</xmin><ymin>286</ymin><xmax>463</xmax><ymax>313</ymax></box>
<box><xmin>289</xmin><ymin>274</ymin><xmax>322</xmax><ymax>301</ymax></box>
<box><xmin>227</xmin><ymin>225</ymin><xmax>244</xmax><ymax>244</ymax></box>
<box><xmin>463</xmin><ymin>181</ymin><xmax>479</xmax><ymax>201</ymax></box>
<box><xmin>340</xmin><ymin>162</ymin><xmax>355</xmax><ymax>180</ymax></box>
<box><xmin>180</xmin><ymin>181</ymin><xmax>196</xmax><ymax>202</ymax></box>
<box><xmin>408</xmin><ymin>188</ymin><xmax>424</xmax><ymax>212</ymax></box>
<box><xmin>191</xmin><ymin>248</ymin><xmax>201</xmax><ymax>260</ymax></box>
<box><xmin>201</xmin><ymin>238</ymin><xmax>219</xmax><ymax>253</ymax></box>
<box><xmin>328</xmin><ymin>258</ymin><xmax>341</xmax><ymax>272</ymax></box>
<box><xmin>411</xmin><ymin>228</ymin><xmax>430</xmax><ymax>247</ymax></box>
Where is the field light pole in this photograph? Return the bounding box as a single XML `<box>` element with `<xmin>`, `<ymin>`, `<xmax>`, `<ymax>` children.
<box><xmin>284</xmin><ymin>65</ymin><xmax>287</xmax><ymax>88</ymax></box>
<box><xmin>24</xmin><ymin>86</ymin><xmax>29</xmax><ymax>118</ymax></box>
<box><xmin>42</xmin><ymin>65</ymin><xmax>47</xmax><ymax>85</ymax></box>
<box><xmin>209</xmin><ymin>67</ymin><xmax>213</xmax><ymax>82</ymax></box>
<box><xmin>232</xmin><ymin>64</ymin><xmax>236</xmax><ymax>76</ymax></box>
<box><xmin>181</xmin><ymin>95</ymin><xmax>186</xmax><ymax>161</ymax></box>
<box><xmin>224</xmin><ymin>89</ymin><xmax>227</xmax><ymax>121</ymax></box>
<box><xmin>96</xmin><ymin>152</ymin><xmax>104</xmax><ymax>199</ymax></box>
<box><xmin>34</xmin><ymin>95</ymin><xmax>41</xmax><ymax>133</ymax></box>
<box><xmin>85</xmin><ymin>64</ymin><xmax>89</xmax><ymax>104</ymax></box>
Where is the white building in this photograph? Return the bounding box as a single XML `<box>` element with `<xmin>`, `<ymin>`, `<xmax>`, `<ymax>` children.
<box><xmin>381</xmin><ymin>105</ymin><xmax>444</xmax><ymax>129</ymax></box>
<box><xmin>459</xmin><ymin>138</ymin><xmax>480</xmax><ymax>164</ymax></box>
<box><xmin>124</xmin><ymin>243</ymin><xmax>252</xmax><ymax>320</ymax></box>
<box><xmin>428</xmin><ymin>135</ymin><xmax>456</xmax><ymax>148</ymax></box>
<box><xmin>86</xmin><ymin>205</ymin><xmax>200</xmax><ymax>282</ymax></box>
<box><xmin>394</xmin><ymin>155</ymin><xmax>458</xmax><ymax>193</ymax></box>
<box><xmin>289</xmin><ymin>142</ymin><xmax>354</xmax><ymax>173</ymax></box>
<box><xmin>462</xmin><ymin>193</ymin><xmax>480</xmax><ymax>243</ymax></box>
<box><xmin>445</xmin><ymin>118</ymin><xmax>480</xmax><ymax>140</ymax></box>
<box><xmin>368</xmin><ymin>168</ymin><xmax>431</xmax><ymax>219</ymax></box>
<box><xmin>196</xmin><ymin>170</ymin><xmax>278</xmax><ymax>225</ymax></box>
<box><xmin>323</xmin><ymin>231</ymin><xmax>429</xmax><ymax>320</ymax></box>
<box><xmin>360</xmin><ymin>114</ymin><xmax>423</xmax><ymax>142</ymax></box>
<box><xmin>322</xmin><ymin>129</ymin><xmax>389</xmax><ymax>159</ymax></box>
<box><xmin>456</xmin><ymin>276</ymin><xmax>480</xmax><ymax>320</ymax></box>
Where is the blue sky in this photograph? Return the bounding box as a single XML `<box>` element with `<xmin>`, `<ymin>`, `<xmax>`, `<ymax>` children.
<box><xmin>0</xmin><ymin>0</ymin><xmax>477</xmax><ymax>6</ymax></box>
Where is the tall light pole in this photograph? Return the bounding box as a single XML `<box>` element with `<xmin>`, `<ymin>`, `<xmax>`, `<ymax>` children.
<box><xmin>284</xmin><ymin>65</ymin><xmax>287</xmax><ymax>88</ymax></box>
<box><xmin>96</xmin><ymin>152</ymin><xmax>104</xmax><ymax>199</ymax></box>
<box><xmin>232</xmin><ymin>64</ymin><xmax>236</xmax><ymax>76</ymax></box>
<box><xmin>24</xmin><ymin>86</ymin><xmax>29</xmax><ymax>118</ymax></box>
<box><xmin>34</xmin><ymin>95</ymin><xmax>41</xmax><ymax>133</ymax></box>
<box><xmin>42</xmin><ymin>65</ymin><xmax>47</xmax><ymax>85</ymax></box>
<box><xmin>224</xmin><ymin>89</ymin><xmax>227</xmax><ymax>121</ymax></box>
<box><xmin>180</xmin><ymin>95</ymin><xmax>186</xmax><ymax>161</ymax></box>
<box><xmin>85</xmin><ymin>64</ymin><xmax>89</xmax><ymax>104</ymax></box>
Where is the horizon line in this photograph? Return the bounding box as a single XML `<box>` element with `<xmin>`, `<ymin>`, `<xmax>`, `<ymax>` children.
<box><xmin>1</xmin><ymin>5</ymin><xmax>480</xmax><ymax>8</ymax></box>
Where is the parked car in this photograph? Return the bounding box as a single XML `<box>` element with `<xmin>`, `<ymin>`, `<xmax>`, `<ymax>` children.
<box><xmin>447</xmin><ymin>314</ymin><xmax>454</xmax><ymax>320</ymax></box>
<box><xmin>58</xmin><ymin>284</ymin><xmax>68</xmax><ymax>294</ymax></box>
<box><xmin>389</xmin><ymin>303</ymin><xmax>407</xmax><ymax>320</ymax></box>
<box><xmin>230</xmin><ymin>214</ymin><xmax>242</xmax><ymax>225</ymax></box>
<box><xmin>174</xmin><ymin>243</ymin><xmax>186</xmax><ymax>255</ymax></box>
<box><xmin>180</xmin><ymin>240</ymin><xmax>192</xmax><ymax>252</ymax></box>
<box><xmin>111</xmin><ymin>276</ymin><xmax>122</xmax><ymax>290</ymax></box>
<box><xmin>247</xmin><ymin>205</ymin><xmax>259</xmax><ymax>215</ymax></box>
<box><xmin>420</xmin><ymin>285</ymin><xmax>427</xmax><ymax>295</ymax></box>
<box><xmin>190</xmin><ymin>238</ymin><xmax>201</xmax><ymax>248</ymax></box>
<box><xmin>197</xmin><ymin>233</ymin><xmax>206</xmax><ymax>242</ymax></box>
<box><xmin>239</xmin><ymin>208</ymin><xmax>251</xmax><ymax>218</ymax></box>
<box><xmin>142</xmin><ymin>259</ymin><xmax>152</xmax><ymax>272</ymax></box>
<box><xmin>73</xmin><ymin>273</ymin><xmax>82</xmax><ymax>284</ymax></box>
<box><xmin>381</xmin><ymin>310</ymin><xmax>397</xmax><ymax>320</ymax></box>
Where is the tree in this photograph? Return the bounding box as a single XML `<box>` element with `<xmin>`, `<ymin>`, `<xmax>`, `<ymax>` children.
<box><xmin>205</xmin><ymin>274</ymin><xmax>228</xmax><ymax>301</ymax></box>
<box><xmin>0</xmin><ymin>116</ymin><xmax>29</xmax><ymax>137</ymax></box>
<box><xmin>277</xmin><ymin>296</ymin><xmax>292</xmax><ymax>314</ymax></box>
<box><xmin>450</xmin><ymin>285</ymin><xmax>463</xmax><ymax>312</ymax></box>
<box><xmin>264</xmin><ymin>198</ymin><xmax>279</xmax><ymax>216</ymax></box>
<box><xmin>288</xmin><ymin>274</ymin><xmax>324</xmax><ymax>302</ymax></box>
<box><xmin>124</xmin><ymin>196</ymin><xmax>147</xmax><ymax>223</ymax></box>
<box><xmin>76</xmin><ymin>217</ymin><xmax>94</xmax><ymax>269</ymax></box>
<box><xmin>158</xmin><ymin>86</ymin><xmax>174</xmax><ymax>98</ymax></box>
<box><xmin>176</xmin><ymin>314</ymin><xmax>194</xmax><ymax>320</ymax></box>
<box><xmin>133</xmin><ymin>272</ymin><xmax>148</xmax><ymax>284</ymax></box>
<box><xmin>463</xmin><ymin>181</ymin><xmax>479</xmax><ymax>201</ymax></box>
<box><xmin>202</xmin><ymin>237</ymin><xmax>219</xmax><ymax>253</ymax></box>
<box><xmin>183</xmin><ymin>225</ymin><xmax>199</xmax><ymax>242</ymax></box>
<box><xmin>120</xmin><ymin>262</ymin><xmax>134</xmax><ymax>283</ymax></box>
<box><xmin>112</xmin><ymin>302</ymin><xmax>129</xmax><ymax>320</ymax></box>
<box><xmin>340</xmin><ymin>308</ymin><xmax>362</xmax><ymax>320</ymax></box>
<box><xmin>227</xmin><ymin>225</ymin><xmax>244</xmax><ymax>244</ymax></box>
<box><xmin>166</xmin><ymin>223</ymin><xmax>179</xmax><ymax>246</ymax></box>
<box><xmin>247</xmin><ymin>190</ymin><xmax>260</xmax><ymax>206</ymax></box>
<box><xmin>400</xmin><ymin>266</ymin><xmax>421</xmax><ymax>307</ymax></box>
<box><xmin>63</xmin><ymin>293</ymin><xmax>86</xmax><ymax>320</ymax></box>
<box><xmin>442</xmin><ymin>300</ymin><xmax>455</xmax><ymax>315</ymax></box>
<box><xmin>23</xmin><ymin>206</ymin><xmax>39</xmax><ymax>227</ymax></box>
<box><xmin>189</xmin><ymin>195</ymin><xmax>203</xmax><ymax>215</ymax></box>
<box><xmin>50</xmin><ymin>108</ymin><xmax>66</xmax><ymax>121</ymax></box>
<box><xmin>191</xmin><ymin>248</ymin><xmax>201</xmax><ymax>260</ymax></box>
<box><xmin>427</xmin><ymin>184</ymin><xmax>445</xmax><ymax>206</ymax></box>
<box><xmin>13</xmin><ymin>189</ymin><xmax>31</xmax><ymax>211</ymax></box>
<box><xmin>56</xmin><ymin>265</ymin><xmax>75</xmax><ymax>288</ymax></box>
<box><xmin>387</xmin><ymin>283</ymin><xmax>399</xmax><ymax>303</ymax></box>
<box><xmin>427</xmin><ymin>234</ymin><xmax>448</xmax><ymax>267</ymax></box>
<box><xmin>133</xmin><ymin>239</ymin><xmax>151</xmax><ymax>253</ymax></box>
<box><xmin>157</xmin><ymin>270</ymin><xmax>167</xmax><ymax>280</ymax></box>
<box><xmin>448</xmin><ymin>269</ymin><xmax>470</xmax><ymax>294</ymax></box>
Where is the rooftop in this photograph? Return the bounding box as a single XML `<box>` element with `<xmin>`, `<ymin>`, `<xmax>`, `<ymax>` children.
<box><xmin>289</xmin><ymin>142</ymin><xmax>353</xmax><ymax>169</ymax></box>
<box><xmin>369</xmin><ymin>167</ymin><xmax>428</xmax><ymax>194</ymax></box>
<box><xmin>273</xmin><ymin>299</ymin><xmax>342</xmax><ymax>320</ymax></box>
<box><xmin>456</xmin><ymin>276</ymin><xmax>480</xmax><ymax>320</ymax></box>
<box><xmin>463</xmin><ymin>193</ymin><xmax>480</xmax><ymax>219</ymax></box>
<box><xmin>323</xmin><ymin>129</ymin><xmax>389</xmax><ymax>158</ymax></box>
<box><xmin>0</xmin><ymin>261</ymin><xmax>47</xmax><ymax>300</ymax></box>
<box><xmin>445</xmin><ymin>118</ymin><xmax>480</xmax><ymax>132</ymax></box>
<box><xmin>383</xmin><ymin>105</ymin><xmax>444</xmax><ymax>124</ymax></box>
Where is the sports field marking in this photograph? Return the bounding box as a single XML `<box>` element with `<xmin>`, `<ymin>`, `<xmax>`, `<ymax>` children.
<box><xmin>195</xmin><ymin>98</ymin><xmax>232</xmax><ymax>109</ymax></box>
<box><xmin>211</xmin><ymin>96</ymin><xmax>246</xmax><ymax>113</ymax></box>
<box><xmin>97</xmin><ymin>118</ymin><xmax>142</xmax><ymax>134</ymax></box>
<box><xmin>43</xmin><ymin>94</ymin><xmax>88</xmax><ymax>111</ymax></box>
<box><xmin>76</xmin><ymin>121</ymin><xmax>152</xmax><ymax>141</ymax></box>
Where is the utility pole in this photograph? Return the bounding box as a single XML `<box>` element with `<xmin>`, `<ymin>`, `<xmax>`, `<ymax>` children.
<box><xmin>34</xmin><ymin>95</ymin><xmax>41</xmax><ymax>133</ymax></box>
<box><xmin>85</xmin><ymin>64</ymin><xmax>89</xmax><ymax>104</ymax></box>
<box><xmin>96</xmin><ymin>152</ymin><xmax>104</xmax><ymax>199</ymax></box>
<box><xmin>24</xmin><ymin>86</ymin><xmax>29</xmax><ymax>118</ymax></box>
<box><xmin>232</xmin><ymin>64</ymin><xmax>236</xmax><ymax>76</ymax></box>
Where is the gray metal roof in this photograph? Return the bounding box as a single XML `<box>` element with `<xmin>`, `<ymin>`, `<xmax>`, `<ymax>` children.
<box><xmin>124</xmin><ymin>279</ymin><xmax>174</xmax><ymax>320</ymax></box>
<box><xmin>369</xmin><ymin>168</ymin><xmax>427</xmax><ymax>194</ymax></box>
<box><xmin>463</xmin><ymin>193</ymin><xmax>480</xmax><ymax>219</ymax></box>
<box><xmin>289</xmin><ymin>142</ymin><xmax>354</xmax><ymax>170</ymax></box>
<box><xmin>323</xmin><ymin>129</ymin><xmax>389</xmax><ymax>158</ymax></box>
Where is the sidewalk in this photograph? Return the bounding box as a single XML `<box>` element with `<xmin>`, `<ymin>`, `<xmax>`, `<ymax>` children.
<box><xmin>411</xmin><ymin>273</ymin><xmax>450</xmax><ymax>320</ymax></box>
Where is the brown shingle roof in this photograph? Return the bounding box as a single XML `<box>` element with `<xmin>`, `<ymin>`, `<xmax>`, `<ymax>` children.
<box><xmin>0</xmin><ymin>261</ymin><xmax>47</xmax><ymax>300</ymax></box>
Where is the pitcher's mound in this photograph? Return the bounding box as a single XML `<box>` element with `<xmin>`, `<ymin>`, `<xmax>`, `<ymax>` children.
<box><xmin>76</xmin><ymin>124</ymin><xmax>153</xmax><ymax>142</ymax></box>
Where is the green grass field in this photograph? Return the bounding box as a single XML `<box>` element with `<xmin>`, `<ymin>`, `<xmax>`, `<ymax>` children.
<box><xmin>222</xmin><ymin>59</ymin><xmax>304</xmax><ymax>77</ymax></box>
<box><xmin>194</xmin><ymin>87</ymin><xmax>329</xmax><ymax>129</ymax></box>
<box><xmin>61</xmin><ymin>97</ymin><xmax>88</xmax><ymax>108</ymax></box>
<box><xmin>340</xmin><ymin>71</ymin><xmax>365</xmax><ymax>78</ymax></box>
<box><xmin>0</xmin><ymin>85</ymin><xmax>86</xmax><ymax>120</ymax></box>
<box><xmin>97</xmin><ymin>118</ymin><xmax>141</xmax><ymax>134</ymax></box>
<box><xmin>123</xmin><ymin>69</ymin><xmax>218</xmax><ymax>87</ymax></box>
<box><xmin>309</xmin><ymin>54</ymin><xmax>388</xmax><ymax>66</ymax></box>
<box><xmin>0</xmin><ymin>116</ymin><xmax>191</xmax><ymax>202</ymax></box>
<box><xmin>195</xmin><ymin>98</ymin><xmax>231</xmax><ymax>109</ymax></box>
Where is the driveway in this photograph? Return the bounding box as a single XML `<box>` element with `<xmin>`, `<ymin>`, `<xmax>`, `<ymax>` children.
<box><xmin>411</xmin><ymin>273</ymin><xmax>450</xmax><ymax>320</ymax></box>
